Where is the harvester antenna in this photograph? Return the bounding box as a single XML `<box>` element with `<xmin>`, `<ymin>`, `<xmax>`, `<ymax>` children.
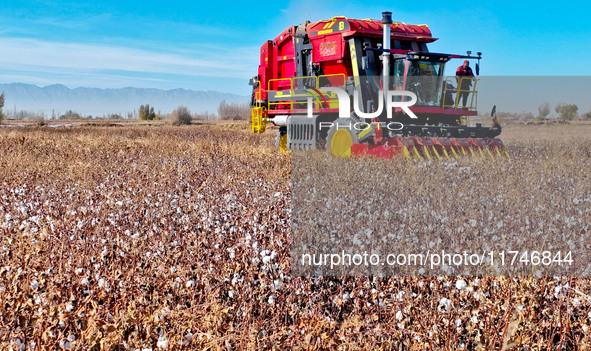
<box><xmin>382</xmin><ymin>11</ymin><xmax>392</xmax><ymax>115</ymax></box>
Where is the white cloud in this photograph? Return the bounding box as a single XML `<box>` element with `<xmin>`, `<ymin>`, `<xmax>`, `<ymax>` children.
<box><xmin>1</xmin><ymin>37</ymin><xmax>256</xmax><ymax>76</ymax></box>
<box><xmin>0</xmin><ymin>36</ymin><xmax>260</xmax><ymax>92</ymax></box>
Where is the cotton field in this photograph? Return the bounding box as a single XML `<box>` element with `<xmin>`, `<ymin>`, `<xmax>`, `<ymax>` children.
<box><xmin>1</xmin><ymin>123</ymin><xmax>591</xmax><ymax>349</ymax></box>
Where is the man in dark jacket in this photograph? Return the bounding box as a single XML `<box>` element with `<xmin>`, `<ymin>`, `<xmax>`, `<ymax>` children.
<box><xmin>456</xmin><ymin>60</ymin><xmax>474</xmax><ymax>108</ymax></box>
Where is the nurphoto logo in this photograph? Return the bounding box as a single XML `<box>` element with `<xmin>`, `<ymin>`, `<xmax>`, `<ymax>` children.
<box><xmin>295</xmin><ymin>86</ymin><xmax>418</xmax><ymax>120</ymax></box>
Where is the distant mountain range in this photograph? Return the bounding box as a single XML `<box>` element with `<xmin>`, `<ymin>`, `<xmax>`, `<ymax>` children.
<box><xmin>0</xmin><ymin>83</ymin><xmax>249</xmax><ymax>117</ymax></box>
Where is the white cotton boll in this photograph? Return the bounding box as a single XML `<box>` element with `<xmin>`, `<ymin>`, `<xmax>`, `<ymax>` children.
<box><xmin>455</xmin><ymin>280</ymin><xmax>467</xmax><ymax>290</ymax></box>
<box><xmin>30</xmin><ymin>280</ymin><xmax>39</xmax><ymax>290</ymax></box>
<box><xmin>98</xmin><ymin>278</ymin><xmax>105</xmax><ymax>288</ymax></box>
<box><xmin>438</xmin><ymin>298</ymin><xmax>451</xmax><ymax>313</ymax></box>
<box><xmin>396</xmin><ymin>311</ymin><xmax>403</xmax><ymax>321</ymax></box>
<box><xmin>470</xmin><ymin>315</ymin><xmax>478</xmax><ymax>324</ymax></box>
<box><xmin>156</xmin><ymin>336</ymin><xmax>168</xmax><ymax>349</ymax></box>
<box><xmin>396</xmin><ymin>291</ymin><xmax>405</xmax><ymax>301</ymax></box>
<box><xmin>80</xmin><ymin>278</ymin><xmax>89</xmax><ymax>285</ymax></box>
<box><xmin>11</xmin><ymin>338</ymin><xmax>24</xmax><ymax>351</ymax></box>
<box><xmin>186</xmin><ymin>280</ymin><xmax>195</xmax><ymax>288</ymax></box>
<box><xmin>66</xmin><ymin>303</ymin><xmax>74</xmax><ymax>312</ymax></box>
<box><xmin>58</xmin><ymin>340</ymin><xmax>71</xmax><ymax>349</ymax></box>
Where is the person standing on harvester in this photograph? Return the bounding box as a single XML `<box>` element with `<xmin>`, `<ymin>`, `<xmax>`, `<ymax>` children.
<box><xmin>456</xmin><ymin>60</ymin><xmax>474</xmax><ymax>108</ymax></box>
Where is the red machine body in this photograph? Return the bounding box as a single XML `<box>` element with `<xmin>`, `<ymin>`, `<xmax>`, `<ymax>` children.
<box><xmin>249</xmin><ymin>12</ymin><xmax>505</xmax><ymax>158</ymax></box>
<box><xmin>254</xmin><ymin>17</ymin><xmax>474</xmax><ymax>118</ymax></box>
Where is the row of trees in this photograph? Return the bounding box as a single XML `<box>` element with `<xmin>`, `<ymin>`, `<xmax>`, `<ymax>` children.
<box><xmin>0</xmin><ymin>93</ymin><xmax>250</xmax><ymax>124</ymax></box>
<box><xmin>538</xmin><ymin>103</ymin><xmax>590</xmax><ymax>121</ymax></box>
<box><xmin>138</xmin><ymin>101</ymin><xmax>249</xmax><ymax>123</ymax></box>
<box><xmin>138</xmin><ymin>104</ymin><xmax>157</xmax><ymax>120</ymax></box>
<box><xmin>3</xmin><ymin>88</ymin><xmax>590</xmax><ymax>124</ymax></box>
<box><xmin>2</xmin><ymin>109</ymin><xmax>131</xmax><ymax>120</ymax></box>
<box><xmin>217</xmin><ymin>100</ymin><xmax>250</xmax><ymax>120</ymax></box>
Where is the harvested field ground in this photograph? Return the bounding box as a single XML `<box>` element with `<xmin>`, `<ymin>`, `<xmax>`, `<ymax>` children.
<box><xmin>1</xmin><ymin>122</ymin><xmax>591</xmax><ymax>349</ymax></box>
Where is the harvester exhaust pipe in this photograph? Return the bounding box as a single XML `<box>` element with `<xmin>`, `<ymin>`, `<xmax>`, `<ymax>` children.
<box><xmin>382</xmin><ymin>11</ymin><xmax>392</xmax><ymax>113</ymax></box>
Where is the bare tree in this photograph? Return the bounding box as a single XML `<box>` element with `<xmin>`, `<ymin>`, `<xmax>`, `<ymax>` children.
<box><xmin>0</xmin><ymin>92</ymin><xmax>5</xmax><ymax>123</ymax></box>
<box><xmin>171</xmin><ymin>105</ymin><xmax>192</xmax><ymax>125</ymax></box>
<box><xmin>537</xmin><ymin>103</ymin><xmax>550</xmax><ymax>120</ymax></box>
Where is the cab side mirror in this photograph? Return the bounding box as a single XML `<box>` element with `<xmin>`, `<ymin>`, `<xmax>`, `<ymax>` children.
<box><xmin>475</xmin><ymin>63</ymin><xmax>480</xmax><ymax>76</ymax></box>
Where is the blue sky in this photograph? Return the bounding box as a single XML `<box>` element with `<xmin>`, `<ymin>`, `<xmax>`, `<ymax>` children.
<box><xmin>0</xmin><ymin>0</ymin><xmax>589</xmax><ymax>95</ymax></box>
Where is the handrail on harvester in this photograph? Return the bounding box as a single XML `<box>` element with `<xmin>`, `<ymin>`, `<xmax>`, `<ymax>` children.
<box><xmin>442</xmin><ymin>76</ymin><xmax>479</xmax><ymax>111</ymax></box>
<box><xmin>267</xmin><ymin>74</ymin><xmax>346</xmax><ymax>112</ymax></box>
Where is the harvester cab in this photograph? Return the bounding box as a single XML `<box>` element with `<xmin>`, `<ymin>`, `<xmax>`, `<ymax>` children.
<box><xmin>249</xmin><ymin>11</ymin><xmax>508</xmax><ymax>159</ymax></box>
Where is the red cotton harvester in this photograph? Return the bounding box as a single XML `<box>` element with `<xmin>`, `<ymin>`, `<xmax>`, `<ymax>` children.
<box><xmin>249</xmin><ymin>11</ymin><xmax>509</xmax><ymax>159</ymax></box>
